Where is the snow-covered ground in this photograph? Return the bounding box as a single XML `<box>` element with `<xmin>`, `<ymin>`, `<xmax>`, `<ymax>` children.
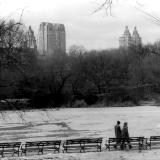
<box><xmin>0</xmin><ymin>105</ymin><xmax>160</xmax><ymax>142</ymax></box>
<box><xmin>1</xmin><ymin>105</ymin><xmax>160</xmax><ymax>159</ymax></box>
<box><xmin>2</xmin><ymin>149</ymin><xmax>160</xmax><ymax>160</ymax></box>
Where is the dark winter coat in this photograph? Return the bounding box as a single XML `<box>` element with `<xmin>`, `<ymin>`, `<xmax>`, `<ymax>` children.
<box><xmin>122</xmin><ymin>126</ymin><xmax>129</xmax><ymax>138</ymax></box>
<box><xmin>115</xmin><ymin>124</ymin><xmax>122</xmax><ymax>138</ymax></box>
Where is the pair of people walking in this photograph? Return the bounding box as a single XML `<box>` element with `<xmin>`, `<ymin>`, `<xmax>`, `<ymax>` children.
<box><xmin>114</xmin><ymin>121</ymin><xmax>131</xmax><ymax>150</ymax></box>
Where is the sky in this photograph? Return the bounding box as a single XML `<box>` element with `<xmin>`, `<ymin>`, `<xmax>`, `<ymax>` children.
<box><xmin>0</xmin><ymin>0</ymin><xmax>160</xmax><ymax>50</ymax></box>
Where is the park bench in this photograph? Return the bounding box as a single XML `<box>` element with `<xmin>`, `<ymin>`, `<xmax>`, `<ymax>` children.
<box><xmin>0</xmin><ymin>142</ymin><xmax>21</xmax><ymax>157</ymax></box>
<box><xmin>81</xmin><ymin>137</ymin><xmax>103</xmax><ymax>152</ymax></box>
<box><xmin>105</xmin><ymin>137</ymin><xmax>144</xmax><ymax>151</ymax></box>
<box><xmin>40</xmin><ymin>140</ymin><xmax>61</xmax><ymax>153</ymax></box>
<box><xmin>63</xmin><ymin>137</ymin><xmax>103</xmax><ymax>153</ymax></box>
<box><xmin>127</xmin><ymin>137</ymin><xmax>144</xmax><ymax>150</ymax></box>
<box><xmin>148</xmin><ymin>136</ymin><xmax>160</xmax><ymax>149</ymax></box>
<box><xmin>21</xmin><ymin>140</ymin><xmax>61</xmax><ymax>156</ymax></box>
<box><xmin>105</xmin><ymin>138</ymin><xmax>122</xmax><ymax>150</ymax></box>
<box><xmin>63</xmin><ymin>138</ymin><xmax>84</xmax><ymax>153</ymax></box>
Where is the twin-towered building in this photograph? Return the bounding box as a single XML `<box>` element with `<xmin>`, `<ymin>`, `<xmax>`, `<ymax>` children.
<box><xmin>119</xmin><ymin>26</ymin><xmax>142</xmax><ymax>49</ymax></box>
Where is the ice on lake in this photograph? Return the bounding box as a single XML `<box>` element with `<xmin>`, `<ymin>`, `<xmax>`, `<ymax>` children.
<box><xmin>0</xmin><ymin>106</ymin><xmax>160</xmax><ymax>142</ymax></box>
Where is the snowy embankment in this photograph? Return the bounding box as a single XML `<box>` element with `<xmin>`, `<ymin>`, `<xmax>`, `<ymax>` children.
<box><xmin>2</xmin><ymin>150</ymin><xmax>160</xmax><ymax>160</ymax></box>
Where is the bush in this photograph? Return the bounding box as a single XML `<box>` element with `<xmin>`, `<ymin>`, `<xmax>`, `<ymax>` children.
<box><xmin>84</xmin><ymin>94</ymin><xmax>99</xmax><ymax>105</ymax></box>
<box><xmin>72</xmin><ymin>100</ymin><xmax>87</xmax><ymax>108</ymax></box>
<box><xmin>109</xmin><ymin>101</ymin><xmax>135</xmax><ymax>107</ymax></box>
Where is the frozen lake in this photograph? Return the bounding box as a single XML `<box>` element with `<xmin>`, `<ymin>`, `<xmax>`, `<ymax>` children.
<box><xmin>0</xmin><ymin>106</ymin><xmax>160</xmax><ymax>143</ymax></box>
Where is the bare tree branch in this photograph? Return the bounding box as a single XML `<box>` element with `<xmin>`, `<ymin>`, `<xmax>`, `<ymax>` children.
<box><xmin>136</xmin><ymin>0</ymin><xmax>145</xmax><ymax>7</ymax></box>
<box><xmin>92</xmin><ymin>0</ymin><xmax>113</xmax><ymax>16</ymax></box>
<box><xmin>136</xmin><ymin>7</ymin><xmax>160</xmax><ymax>25</ymax></box>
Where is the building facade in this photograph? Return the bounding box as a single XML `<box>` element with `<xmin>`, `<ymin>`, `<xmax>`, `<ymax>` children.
<box><xmin>38</xmin><ymin>22</ymin><xmax>66</xmax><ymax>56</ymax></box>
<box><xmin>119</xmin><ymin>26</ymin><xmax>142</xmax><ymax>49</ymax></box>
<box><xmin>24</xmin><ymin>26</ymin><xmax>37</xmax><ymax>50</ymax></box>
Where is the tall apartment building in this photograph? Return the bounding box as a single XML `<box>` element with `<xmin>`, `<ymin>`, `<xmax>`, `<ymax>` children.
<box><xmin>38</xmin><ymin>22</ymin><xmax>66</xmax><ymax>56</ymax></box>
<box><xmin>119</xmin><ymin>26</ymin><xmax>142</xmax><ymax>49</ymax></box>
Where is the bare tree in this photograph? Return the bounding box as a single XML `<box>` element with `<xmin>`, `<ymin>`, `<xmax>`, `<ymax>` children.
<box><xmin>68</xmin><ymin>45</ymin><xmax>86</xmax><ymax>57</ymax></box>
<box><xmin>0</xmin><ymin>11</ymin><xmax>36</xmax><ymax>123</ymax></box>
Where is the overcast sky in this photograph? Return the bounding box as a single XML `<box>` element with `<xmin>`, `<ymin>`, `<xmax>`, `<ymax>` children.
<box><xmin>1</xmin><ymin>0</ymin><xmax>160</xmax><ymax>50</ymax></box>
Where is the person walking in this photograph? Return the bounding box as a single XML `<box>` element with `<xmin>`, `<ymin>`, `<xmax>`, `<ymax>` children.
<box><xmin>121</xmin><ymin>122</ymin><xmax>131</xmax><ymax>150</ymax></box>
<box><xmin>114</xmin><ymin>121</ymin><xmax>122</xmax><ymax>148</ymax></box>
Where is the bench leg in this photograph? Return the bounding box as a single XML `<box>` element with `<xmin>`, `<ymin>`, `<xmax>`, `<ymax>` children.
<box><xmin>139</xmin><ymin>143</ymin><xmax>142</xmax><ymax>150</ymax></box>
<box><xmin>38</xmin><ymin>148</ymin><xmax>43</xmax><ymax>155</ymax></box>
<box><xmin>146</xmin><ymin>143</ymin><xmax>150</xmax><ymax>150</ymax></box>
<box><xmin>1</xmin><ymin>151</ymin><xmax>4</xmax><ymax>158</ymax></box>
<box><xmin>97</xmin><ymin>146</ymin><xmax>101</xmax><ymax>152</ymax></box>
<box><xmin>12</xmin><ymin>149</ymin><xmax>20</xmax><ymax>157</ymax></box>
<box><xmin>122</xmin><ymin>143</ymin><xmax>126</xmax><ymax>150</ymax></box>
<box><xmin>54</xmin><ymin>147</ymin><xmax>60</xmax><ymax>153</ymax></box>
<box><xmin>105</xmin><ymin>144</ymin><xmax>108</xmax><ymax>150</ymax></box>
<box><xmin>80</xmin><ymin>146</ymin><xmax>85</xmax><ymax>153</ymax></box>
<box><xmin>12</xmin><ymin>151</ymin><xmax>15</xmax><ymax>157</ymax></box>
<box><xmin>12</xmin><ymin>152</ymin><xmax>14</xmax><ymax>157</ymax></box>
<box><xmin>21</xmin><ymin>150</ymin><xmax>26</xmax><ymax>156</ymax></box>
<box><xmin>63</xmin><ymin>148</ymin><xmax>67</xmax><ymax>153</ymax></box>
<box><xmin>54</xmin><ymin>149</ymin><xmax>59</xmax><ymax>153</ymax></box>
<box><xmin>1</xmin><ymin>152</ymin><xmax>4</xmax><ymax>157</ymax></box>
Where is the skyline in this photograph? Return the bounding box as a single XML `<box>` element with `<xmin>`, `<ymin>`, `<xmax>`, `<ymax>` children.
<box><xmin>1</xmin><ymin>0</ymin><xmax>160</xmax><ymax>50</ymax></box>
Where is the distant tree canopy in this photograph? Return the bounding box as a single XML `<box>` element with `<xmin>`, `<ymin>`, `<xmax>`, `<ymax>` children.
<box><xmin>1</xmin><ymin>37</ymin><xmax>160</xmax><ymax>109</ymax></box>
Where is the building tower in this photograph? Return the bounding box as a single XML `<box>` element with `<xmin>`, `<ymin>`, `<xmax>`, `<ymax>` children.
<box><xmin>38</xmin><ymin>22</ymin><xmax>66</xmax><ymax>56</ymax></box>
<box><xmin>23</xmin><ymin>26</ymin><xmax>37</xmax><ymax>50</ymax></box>
<box><xmin>119</xmin><ymin>26</ymin><xmax>132</xmax><ymax>49</ymax></box>
<box><xmin>132</xmin><ymin>26</ymin><xmax>141</xmax><ymax>47</ymax></box>
<box><xmin>119</xmin><ymin>26</ymin><xmax>142</xmax><ymax>49</ymax></box>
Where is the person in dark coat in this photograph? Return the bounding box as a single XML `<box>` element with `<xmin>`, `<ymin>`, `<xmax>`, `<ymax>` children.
<box><xmin>115</xmin><ymin>121</ymin><xmax>122</xmax><ymax>138</ymax></box>
<box><xmin>114</xmin><ymin>121</ymin><xmax>122</xmax><ymax>148</ymax></box>
<box><xmin>121</xmin><ymin>122</ymin><xmax>131</xmax><ymax>149</ymax></box>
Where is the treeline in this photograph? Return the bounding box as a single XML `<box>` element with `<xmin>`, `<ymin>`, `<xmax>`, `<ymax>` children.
<box><xmin>1</xmin><ymin>45</ymin><xmax>160</xmax><ymax>109</ymax></box>
<box><xmin>1</xmin><ymin>20</ymin><xmax>160</xmax><ymax>109</ymax></box>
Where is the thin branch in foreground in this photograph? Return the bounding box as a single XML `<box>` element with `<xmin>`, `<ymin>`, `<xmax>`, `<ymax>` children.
<box><xmin>136</xmin><ymin>0</ymin><xmax>145</xmax><ymax>7</ymax></box>
<box><xmin>136</xmin><ymin>7</ymin><xmax>160</xmax><ymax>25</ymax></box>
<box><xmin>92</xmin><ymin>0</ymin><xmax>113</xmax><ymax>16</ymax></box>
